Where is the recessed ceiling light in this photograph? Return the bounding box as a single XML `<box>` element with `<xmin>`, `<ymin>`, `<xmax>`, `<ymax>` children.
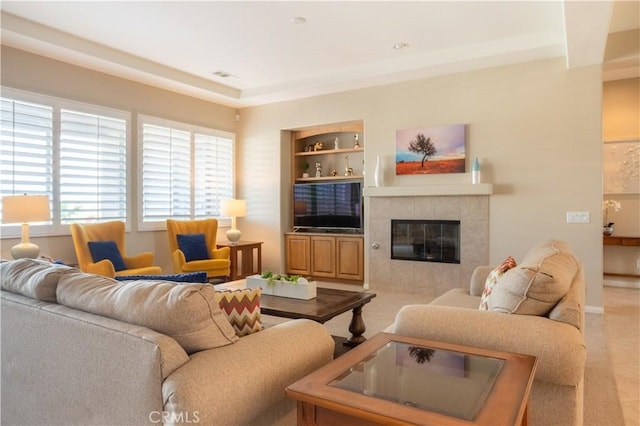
<box><xmin>393</xmin><ymin>42</ymin><xmax>410</xmax><ymax>50</ymax></box>
<box><xmin>290</xmin><ymin>16</ymin><xmax>306</xmax><ymax>24</ymax></box>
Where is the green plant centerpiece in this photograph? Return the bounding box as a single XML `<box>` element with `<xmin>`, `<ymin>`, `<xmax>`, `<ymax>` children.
<box><xmin>260</xmin><ymin>270</ymin><xmax>301</xmax><ymax>287</ymax></box>
<box><xmin>301</xmin><ymin>161</ymin><xmax>310</xmax><ymax>178</ymax></box>
<box><xmin>246</xmin><ymin>270</ymin><xmax>317</xmax><ymax>300</ymax></box>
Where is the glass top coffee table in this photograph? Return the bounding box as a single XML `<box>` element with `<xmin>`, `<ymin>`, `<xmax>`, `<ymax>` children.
<box><xmin>286</xmin><ymin>332</ymin><xmax>537</xmax><ymax>426</ymax></box>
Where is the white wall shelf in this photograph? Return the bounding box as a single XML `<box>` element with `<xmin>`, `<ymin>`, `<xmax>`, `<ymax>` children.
<box><xmin>363</xmin><ymin>183</ymin><xmax>493</xmax><ymax>197</ymax></box>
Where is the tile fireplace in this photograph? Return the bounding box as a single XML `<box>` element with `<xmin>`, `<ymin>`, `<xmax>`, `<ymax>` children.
<box><xmin>391</xmin><ymin>219</ymin><xmax>460</xmax><ymax>264</ymax></box>
<box><xmin>366</xmin><ymin>194</ymin><xmax>489</xmax><ymax>297</ymax></box>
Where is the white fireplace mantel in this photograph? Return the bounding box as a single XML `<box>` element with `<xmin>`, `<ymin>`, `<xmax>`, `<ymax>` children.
<box><xmin>363</xmin><ymin>183</ymin><xmax>493</xmax><ymax>197</ymax></box>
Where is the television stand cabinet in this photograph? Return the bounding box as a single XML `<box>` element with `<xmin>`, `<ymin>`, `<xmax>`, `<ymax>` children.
<box><xmin>285</xmin><ymin>233</ymin><xmax>364</xmax><ymax>284</ymax></box>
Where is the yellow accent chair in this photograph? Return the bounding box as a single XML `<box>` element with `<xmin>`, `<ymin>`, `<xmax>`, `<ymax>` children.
<box><xmin>166</xmin><ymin>219</ymin><xmax>231</xmax><ymax>280</ymax></box>
<box><xmin>70</xmin><ymin>221</ymin><xmax>162</xmax><ymax>278</ymax></box>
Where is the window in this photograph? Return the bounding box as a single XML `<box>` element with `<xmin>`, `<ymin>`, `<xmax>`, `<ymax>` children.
<box><xmin>59</xmin><ymin>109</ymin><xmax>127</xmax><ymax>223</ymax></box>
<box><xmin>1</xmin><ymin>88</ymin><xmax>129</xmax><ymax>237</ymax></box>
<box><xmin>139</xmin><ymin>115</ymin><xmax>234</xmax><ymax>230</ymax></box>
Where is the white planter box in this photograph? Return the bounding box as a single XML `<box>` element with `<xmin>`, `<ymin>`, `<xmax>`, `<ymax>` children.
<box><xmin>246</xmin><ymin>274</ymin><xmax>317</xmax><ymax>300</ymax></box>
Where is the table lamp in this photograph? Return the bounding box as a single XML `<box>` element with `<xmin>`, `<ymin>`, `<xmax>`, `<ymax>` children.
<box><xmin>221</xmin><ymin>199</ymin><xmax>246</xmax><ymax>243</ymax></box>
<box><xmin>2</xmin><ymin>194</ymin><xmax>51</xmax><ymax>259</ymax></box>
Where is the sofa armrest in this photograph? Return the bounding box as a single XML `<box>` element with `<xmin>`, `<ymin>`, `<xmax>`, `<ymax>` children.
<box><xmin>470</xmin><ymin>266</ymin><xmax>493</xmax><ymax>296</ymax></box>
<box><xmin>163</xmin><ymin>319</ymin><xmax>334</xmax><ymax>425</ymax></box>
<box><xmin>392</xmin><ymin>305</ymin><xmax>585</xmax><ymax>386</ymax></box>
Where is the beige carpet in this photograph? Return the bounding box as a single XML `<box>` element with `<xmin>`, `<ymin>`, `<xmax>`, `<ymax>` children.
<box><xmin>263</xmin><ymin>285</ymin><xmax>625</xmax><ymax>425</ymax></box>
<box><xmin>583</xmin><ymin>313</ymin><xmax>626</xmax><ymax>426</ymax></box>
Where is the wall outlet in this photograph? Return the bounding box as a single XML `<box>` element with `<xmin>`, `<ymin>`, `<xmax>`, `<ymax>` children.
<box><xmin>566</xmin><ymin>211</ymin><xmax>590</xmax><ymax>223</ymax></box>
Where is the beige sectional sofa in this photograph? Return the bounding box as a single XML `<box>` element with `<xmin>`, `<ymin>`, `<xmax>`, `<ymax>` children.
<box><xmin>1</xmin><ymin>258</ymin><xmax>334</xmax><ymax>425</ymax></box>
<box><xmin>391</xmin><ymin>239</ymin><xmax>586</xmax><ymax>426</ymax></box>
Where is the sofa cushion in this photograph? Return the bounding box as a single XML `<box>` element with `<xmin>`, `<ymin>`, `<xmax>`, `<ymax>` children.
<box><xmin>479</xmin><ymin>256</ymin><xmax>516</xmax><ymax>310</ymax></box>
<box><xmin>215</xmin><ymin>288</ymin><xmax>263</xmax><ymax>336</ymax></box>
<box><xmin>114</xmin><ymin>272</ymin><xmax>208</xmax><ymax>283</ymax></box>
<box><xmin>177</xmin><ymin>233</ymin><xmax>210</xmax><ymax>262</ymax></box>
<box><xmin>488</xmin><ymin>240</ymin><xmax>579</xmax><ymax>316</ymax></box>
<box><xmin>0</xmin><ymin>258</ymin><xmax>79</xmax><ymax>302</ymax></box>
<box><xmin>56</xmin><ymin>273</ymin><xmax>238</xmax><ymax>354</ymax></box>
<box><xmin>430</xmin><ymin>288</ymin><xmax>482</xmax><ymax>309</ymax></box>
<box><xmin>88</xmin><ymin>240</ymin><xmax>127</xmax><ymax>271</ymax></box>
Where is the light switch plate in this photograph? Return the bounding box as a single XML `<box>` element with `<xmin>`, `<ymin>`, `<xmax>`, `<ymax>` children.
<box><xmin>566</xmin><ymin>211</ymin><xmax>590</xmax><ymax>223</ymax></box>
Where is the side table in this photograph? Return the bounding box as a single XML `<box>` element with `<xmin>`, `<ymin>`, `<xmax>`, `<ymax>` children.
<box><xmin>603</xmin><ymin>236</ymin><xmax>640</xmax><ymax>278</ymax></box>
<box><xmin>217</xmin><ymin>241</ymin><xmax>263</xmax><ymax>281</ymax></box>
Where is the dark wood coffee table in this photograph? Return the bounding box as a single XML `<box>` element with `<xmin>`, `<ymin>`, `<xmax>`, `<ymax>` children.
<box><xmin>260</xmin><ymin>287</ymin><xmax>376</xmax><ymax>347</ymax></box>
<box><xmin>215</xmin><ymin>281</ymin><xmax>376</xmax><ymax>347</ymax></box>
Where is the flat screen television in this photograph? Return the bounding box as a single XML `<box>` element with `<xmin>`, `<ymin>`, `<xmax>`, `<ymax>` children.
<box><xmin>293</xmin><ymin>181</ymin><xmax>363</xmax><ymax>230</ymax></box>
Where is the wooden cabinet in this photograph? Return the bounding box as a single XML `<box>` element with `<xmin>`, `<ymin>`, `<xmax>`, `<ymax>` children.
<box><xmin>336</xmin><ymin>236</ymin><xmax>364</xmax><ymax>281</ymax></box>
<box><xmin>285</xmin><ymin>233</ymin><xmax>364</xmax><ymax>283</ymax></box>
<box><xmin>286</xmin><ymin>234</ymin><xmax>311</xmax><ymax>275</ymax></box>
<box><xmin>310</xmin><ymin>236</ymin><xmax>336</xmax><ymax>277</ymax></box>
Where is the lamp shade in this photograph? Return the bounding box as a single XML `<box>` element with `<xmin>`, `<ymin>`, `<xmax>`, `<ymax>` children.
<box><xmin>221</xmin><ymin>199</ymin><xmax>246</xmax><ymax>243</ymax></box>
<box><xmin>2</xmin><ymin>194</ymin><xmax>51</xmax><ymax>224</ymax></box>
<box><xmin>220</xmin><ymin>199</ymin><xmax>247</xmax><ymax>218</ymax></box>
<box><xmin>2</xmin><ymin>194</ymin><xmax>50</xmax><ymax>259</ymax></box>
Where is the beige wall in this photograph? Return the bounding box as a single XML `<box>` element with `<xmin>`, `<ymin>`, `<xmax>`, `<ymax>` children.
<box><xmin>603</xmin><ymin>78</ymin><xmax>640</xmax><ymax>139</ymax></box>
<box><xmin>602</xmin><ymin>78</ymin><xmax>640</xmax><ymax>277</ymax></box>
<box><xmin>1</xmin><ymin>47</ymin><xmax>605</xmax><ymax>309</ymax></box>
<box><xmin>0</xmin><ymin>46</ymin><xmax>237</xmax><ymax>272</ymax></box>
<box><xmin>239</xmin><ymin>58</ymin><xmax>604</xmax><ymax>309</ymax></box>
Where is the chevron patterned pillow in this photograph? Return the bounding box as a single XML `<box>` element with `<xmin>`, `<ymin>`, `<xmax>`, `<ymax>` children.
<box><xmin>215</xmin><ymin>287</ymin><xmax>262</xmax><ymax>336</ymax></box>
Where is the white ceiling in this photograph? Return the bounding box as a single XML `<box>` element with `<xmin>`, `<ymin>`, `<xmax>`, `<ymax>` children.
<box><xmin>1</xmin><ymin>1</ymin><xmax>638</xmax><ymax>108</ymax></box>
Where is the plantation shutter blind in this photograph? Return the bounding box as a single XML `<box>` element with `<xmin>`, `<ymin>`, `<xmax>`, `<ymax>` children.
<box><xmin>0</xmin><ymin>98</ymin><xmax>53</xmax><ymax>220</ymax></box>
<box><xmin>141</xmin><ymin>123</ymin><xmax>191</xmax><ymax>221</ymax></box>
<box><xmin>140</xmin><ymin>116</ymin><xmax>235</xmax><ymax>227</ymax></box>
<box><xmin>59</xmin><ymin>109</ymin><xmax>127</xmax><ymax>223</ymax></box>
<box><xmin>194</xmin><ymin>133</ymin><xmax>233</xmax><ymax>219</ymax></box>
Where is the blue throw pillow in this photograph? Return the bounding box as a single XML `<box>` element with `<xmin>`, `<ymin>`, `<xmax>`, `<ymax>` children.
<box><xmin>88</xmin><ymin>241</ymin><xmax>127</xmax><ymax>272</ymax></box>
<box><xmin>177</xmin><ymin>233</ymin><xmax>210</xmax><ymax>262</ymax></box>
<box><xmin>115</xmin><ymin>272</ymin><xmax>208</xmax><ymax>283</ymax></box>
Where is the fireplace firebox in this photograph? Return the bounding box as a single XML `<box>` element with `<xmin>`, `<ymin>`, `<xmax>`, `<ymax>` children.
<box><xmin>391</xmin><ymin>219</ymin><xmax>460</xmax><ymax>264</ymax></box>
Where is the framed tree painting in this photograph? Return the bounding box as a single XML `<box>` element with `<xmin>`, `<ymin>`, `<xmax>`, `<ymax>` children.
<box><xmin>396</xmin><ymin>124</ymin><xmax>466</xmax><ymax>175</ymax></box>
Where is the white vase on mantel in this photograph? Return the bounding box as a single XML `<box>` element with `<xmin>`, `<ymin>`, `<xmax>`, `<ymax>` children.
<box><xmin>374</xmin><ymin>155</ymin><xmax>383</xmax><ymax>187</ymax></box>
<box><xmin>472</xmin><ymin>157</ymin><xmax>481</xmax><ymax>184</ymax></box>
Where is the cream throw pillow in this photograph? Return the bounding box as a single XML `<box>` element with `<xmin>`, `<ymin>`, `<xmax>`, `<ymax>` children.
<box><xmin>57</xmin><ymin>274</ymin><xmax>238</xmax><ymax>354</ymax></box>
<box><xmin>479</xmin><ymin>256</ymin><xmax>516</xmax><ymax>311</ymax></box>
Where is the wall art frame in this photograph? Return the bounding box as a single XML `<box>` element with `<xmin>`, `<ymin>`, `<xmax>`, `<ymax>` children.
<box><xmin>603</xmin><ymin>139</ymin><xmax>640</xmax><ymax>194</ymax></box>
<box><xmin>395</xmin><ymin>124</ymin><xmax>466</xmax><ymax>175</ymax></box>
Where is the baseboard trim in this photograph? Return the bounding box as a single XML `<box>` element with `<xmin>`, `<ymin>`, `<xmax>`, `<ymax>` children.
<box><xmin>585</xmin><ymin>305</ymin><xmax>605</xmax><ymax>315</ymax></box>
<box><xmin>604</xmin><ymin>279</ymin><xmax>640</xmax><ymax>289</ymax></box>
